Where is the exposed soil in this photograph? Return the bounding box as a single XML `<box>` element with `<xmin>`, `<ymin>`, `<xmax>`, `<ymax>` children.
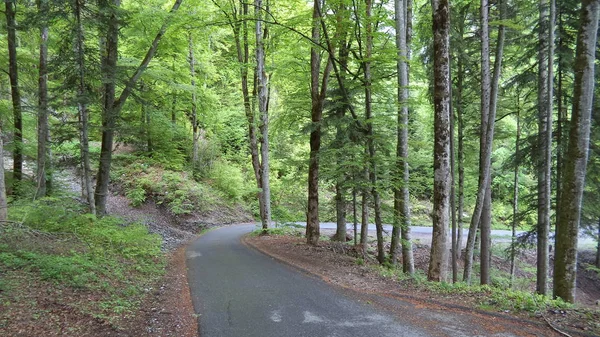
<box><xmin>244</xmin><ymin>231</ymin><xmax>600</xmax><ymax>337</ymax></box>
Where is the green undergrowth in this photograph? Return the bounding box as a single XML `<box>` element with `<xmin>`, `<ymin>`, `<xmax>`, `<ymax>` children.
<box><xmin>249</xmin><ymin>223</ymin><xmax>304</xmax><ymax>237</ymax></box>
<box><xmin>0</xmin><ymin>196</ymin><xmax>165</xmax><ymax>322</ymax></box>
<box><xmin>111</xmin><ymin>155</ymin><xmax>251</xmax><ymax>215</ymax></box>
<box><xmin>376</xmin><ymin>265</ymin><xmax>573</xmax><ymax>315</ymax></box>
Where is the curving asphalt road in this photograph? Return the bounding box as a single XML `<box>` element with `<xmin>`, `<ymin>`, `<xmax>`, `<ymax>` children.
<box><xmin>186</xmin><ymin>224</ymin><xmax>552</xmax><ymax>337</ymax></box>
<box><xmin>187</xmin><ymin>224</ymin><xmax>430</xmax><ymax>337</ymax></box>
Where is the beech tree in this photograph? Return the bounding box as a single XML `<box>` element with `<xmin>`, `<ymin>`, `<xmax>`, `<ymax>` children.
<box><xmin>391</xmin><ymin>0</ymin><xmax>414</xmax><ymax>273</ymax></box>
<box><xmin>429</xmin><ymin>0</ymin><xmax>451</xmax><ymax>282</ymax></box>
<box><xmin>306</xmin><ymin>0</ymin><xmax>333</xmax><ymax>245</ymax></box>
<box><xmin>94</xmin><ymin>0</ymin><xmax>184</xmax><ymax>215</ymax></box>
<box><xmin>255</xmin><ymin>0</ymin><xmax>272</xmax><ymax>229</ymax></box>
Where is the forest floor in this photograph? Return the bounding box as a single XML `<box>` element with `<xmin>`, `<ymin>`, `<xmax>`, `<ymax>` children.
<box><xmin>245</xmin><ymin>230</ymin><xmax>600</xmax><ymax>337</ymax></box>
<box><xmin>0</xmin><ymin>164</ymin><xmax>251</xmax><ymax>336</ymax></box>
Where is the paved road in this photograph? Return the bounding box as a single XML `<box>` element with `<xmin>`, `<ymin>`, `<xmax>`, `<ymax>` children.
<box><xmin>186</xmin><ymin>225</ymin><xmax>547</xmax><ymax>337</ymax></box>
<box><xmin>186</xmin><ymin>225</ymin><xmax>429</xmax><ymax>337</ymax></box>
<box><xmin>292</xmin><ymin>222</ymin><xmax>595</xmax><ymax>246</ymax></box>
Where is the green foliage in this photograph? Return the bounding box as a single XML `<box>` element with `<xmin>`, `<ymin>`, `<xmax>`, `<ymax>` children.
<box><xmin>112</xmin><ymin>157</ymin><xmax>248</xmax><ymax>216</ymax></box>
<box><xmin>0</xmin><ymin>196</ymin><xmax>165</xmax><ymax>317</ymax></box>
<box><xmin>208</xmin><ymin>159</ymin><xmax>252</xmax><ymax>201</ymax></box>
<box><xmin>427</xmin><ymin>282</ymin><xmax>572</xmax><ymax>313</ymax></box>
<box><xmin>250</xmin><ymin>224</ymin><xmax>303</xmax><ymax>237</ymax></box>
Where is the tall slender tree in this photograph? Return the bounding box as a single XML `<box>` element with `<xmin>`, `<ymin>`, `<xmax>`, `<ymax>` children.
<box><xmin>463</xmin><ymin>0</ymin><xmax>491</xmax><ymax>284</ymax></box>
<box><xmin>553</xmin><ymin>0</ymin><xmax>600</xmax><ymax>303</ymax></box>
<box><xmin>5</xmin><ymin>0</ymin><xmax>23</xmax><ymax>191</ymax></box>
<box><xmin>36</xmin><ymin>0</ymin><xmax>51</xmax><ymax>198</ymax></box>
<box><xmin>429</xmin><ymin>0</ymin><xmax>451</xmax><ymax>282</ymax></box>
<box><xmin>255</xmin><ymin>0</ymin><xmax>272</xmax><ymax>229</ymax></box>
<box><xmin>391</xmin><ymin>0</ymin><xmax>414</xmax><ymax>273</ymax></box>
<box><xmin>536</xmin><ymin>0</ymin><xmax>553</xmax><ymax>296</ymax></box>
<box><xmin>74</xmin><ymin>0</ymin><xmax>95</xmax><ymax>214</ymax></box>
<box><xmin>306</xmin><ymin>0</ymin><xmax>333</xmax><ymax>245</ymax></box>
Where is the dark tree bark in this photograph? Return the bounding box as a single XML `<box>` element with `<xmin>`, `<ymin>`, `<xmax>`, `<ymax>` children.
<box><xmin>334</xmin><ymin>182</ymin><xmax>347</xmax><ymax>241</ymax></box>
<box><xmin>94</xmin><ymin>0</ymin><xmax>183</xmax><ymax>215</ymax></box>
<box><xmin>36</xmin><ymin>0</ymin><xmax>51</xmax><ymax>198</ymax></box>
<box><xmin>75</xmin><ymin>0</ymin><xmax>95</xmax><ymax>214</ymax></box>
<box><xmin>360</xmin><ymin>165</ymin><xmax>370</xmax><ymax>251</ymax></box>
<box><xmin>536</xmin><ymin>0</ymin><xmax>553</xmax><ymax>296</ymax></box>
<box><xmin>5</xmin><ymin>0</ymin><xmax>23</xmax><ymax>190</ymax></box>
<box><xmin>306</xmin><ymin>0</ymin><xmax>333</xmax><ymax>245</ymax></box>
<box><xmin>352</xmin><ymin>187</ymin><xmax>358</xmax><ymax>246</ymax></box>
<box><xmin>95</xmin><ymin>0</ymin><xmax>120</xmax><ymax>215</ymax></box>
<box><xmin>554</xmin><ymin>0</ymin><xmax>599</xmax><ymax>303</ymax></box>
<box><xmin>333</xmin><ymin>5</ymin><xmax>350</xmax><ymax>242</ymax></box>
<box><xmin>391</xmin><ymin>0</ymin><xmax>414</xmax><ymax>274</ymax></box>
<box><xmin>362</xmin><ymin>0</ymin><xmax>385</xmax><ymax>264</ymax></box>
<box><xmin>429</xmin><ymin>0</ymin><xmax>451</xmax><ymax>282</ymax></box>
<box><xmin>189</xmin><ymin>34</ymin><xmax>200</xmax><ymax>166</ymax></box>
<box><xmin>256</xmin><ymin>0</ymin><xmax>272</xmax><ymax>229</ymax></box>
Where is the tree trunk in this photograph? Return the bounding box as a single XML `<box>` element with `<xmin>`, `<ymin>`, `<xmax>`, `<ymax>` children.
<box><xmin>510</xmin><ymin>96</ymin><xmax>521</xmax><ymax>288</ymax></box>
<box><xmin>596</xmin><ymin>217</ymin><xmax>600</xmax><ymax>268</ymax></box>
<box><xmin>463</xmin><ymin>0</ymin><xmax>495</xmax><ymax>284</ymax></box>
<box><xmin>363</xmin><ymin>0</ymin><xmax>385</xmax><ymax>265</ymax></box>
<box><xmin>536</xmin><ymin>0</ymin><xmax>553</xmax><ymax>296</ymax></box>
<box><xmin>481</xmin><ymin>0</ymin><xmax>506</xmax><ymax>285</ymax></box>
<box><xmin>230</xmin><ymin>0</ymin><xmax>265</xmax><ymax>224</ymax></box>
<box><xmin>353</xmin><ymin>187</ymin><xmax>358</xmax><ymax>246</ymax></box>
<box><xmin>306</xmin><ymin>0</ymin><xmax>332</xmax><ymax>245</ymax></box>
<box><xmin>391</xmin><ymin>0</ymin><xmax>414</xmax><ymax>273</ymax></box>
<box><xmin>334</xmin><ymin>182</ymin><xmax>347</xmax><ymax>241</ymax></box>
<box><xmin>5</xmin><ymin>0</ymin><xmax>23</xmax><ymax>190</ymax></box>
<box><xmin>95</xmin><ymin>0</ymin><xmax>120</xmax><ymax>215</ymax></box>
<box><xmin>189</xmin><ymin>34</ymin><xmax>199</xmax><ymax>166</ymax></box>
<box><xmin>360</xmin><ymin>166</ymin><xmax>370</xmax><ymax>251</ymax></box>
<box><xmin>429</xmin><ymin>0</ymin><xmax>451</xmax><ymax>282</ymax></box>
<box><xmin>256</xmin><ymin>0</ymin><xmax>272</xmax><ymax>229</ymax></box>
<box><xmin>553</xmin><ymin>0</ymin><xmax>599</xmax><ymax>303</ymax></box>
<box><xmin>75</xmin><ymin>0</ymin><xmax>95</xmax><ymax>214</ymax></box>
<box><xmin>36</xmin><ymin>0</ymin><xmax>50</xmax><ymax>199</ymax></box>
<box><xmin>0</xmin><ymin>132</ymin><xmax>7</xmax><ymax>221</ymax></box>
<box><xmin>456</xmin><ymin>13</ymin><xmax>466</xmax><ymax>259</ymax></box>
<box><xmin>94</xmin><ymin>0</ymin><xmax>183</xmax><ymax>215</ymax></box>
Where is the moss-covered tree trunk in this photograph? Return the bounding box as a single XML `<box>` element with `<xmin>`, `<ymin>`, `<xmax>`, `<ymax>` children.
<box><xmin>553</xmin><ymin>0</ymin><xmax>599</xmax><ymax>303</ymax></box>
<box><xmin>429</xmin><ymin>0</ymin><xmax>451</xmax><ymax>282</ymax></box>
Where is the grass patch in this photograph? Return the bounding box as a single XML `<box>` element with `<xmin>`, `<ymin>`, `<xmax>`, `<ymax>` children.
<box><xmin>250</xmin><ymin>224</ymin><xmax>303</xmax><ymax>237</ymax></box>
<box><xmin>0</xmin><ymin>196</ymin><xmax>165</xmax><ymax>321</ymax></box>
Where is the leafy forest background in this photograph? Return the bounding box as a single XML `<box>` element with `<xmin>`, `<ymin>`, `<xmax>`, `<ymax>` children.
<box><xmin>0</xmin><ymin>0</ymin><xmax>599</xmax><ymax>313</ymax></box>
